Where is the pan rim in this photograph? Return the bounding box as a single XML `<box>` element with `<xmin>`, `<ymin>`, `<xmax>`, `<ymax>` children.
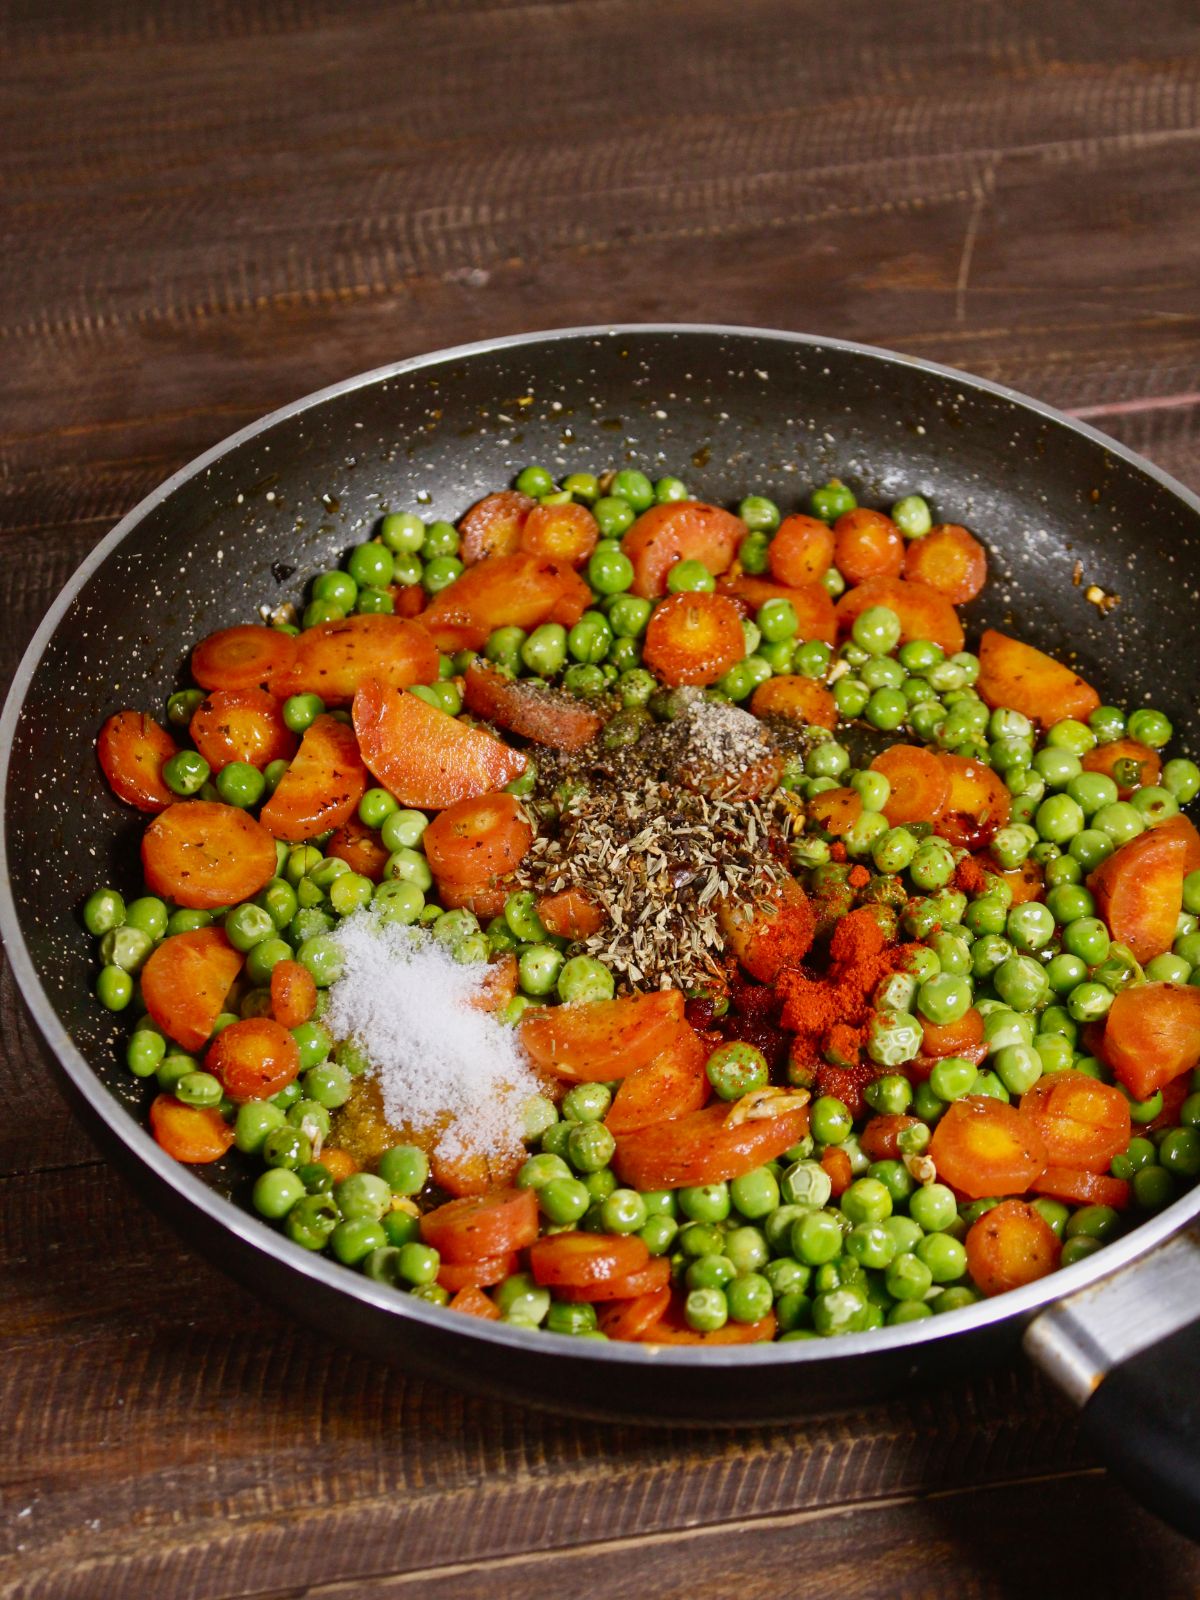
<box><xmin>4</xmin><ymin>320</ymin><xmax>1200</xmax><ymax>1369</ymax></box>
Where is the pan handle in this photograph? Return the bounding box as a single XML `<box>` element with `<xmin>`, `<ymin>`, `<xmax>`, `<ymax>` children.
<box><xmin>1024</xmin><ymin>1224</ymin><xmax>1200</xmax><ymax>1541</ymax></box>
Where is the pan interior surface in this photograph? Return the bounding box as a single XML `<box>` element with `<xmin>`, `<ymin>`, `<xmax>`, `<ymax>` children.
<box><xmin>4</xmin><ymin>326</ymin><xmax>1200</xmax><ymax>1402</ymax></box>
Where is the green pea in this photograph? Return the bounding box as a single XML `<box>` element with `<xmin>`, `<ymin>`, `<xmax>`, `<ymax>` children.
<box><xmin>891</xmin><ymin>494</ymin><xmax>932</xmax><ymax>537</ymax></box>
<box><xmin>566</xmin><ymin>1122</ymin><xmax>615</xmax><ymax>1174</ymax></box>
<box><xmin>296</xmin><ymin>934</ymin><xmax>344</xmax><ymax>988</ymax></box>
<box><xmin>600</xmin><ymin>1189</ymin><xmax>648</xmax><ymax>1234</ymax></box>
<box><xmin>729</xmin><ymin>1167</ymin><xmax>780</xmax><ymax>1220</ymax></box>
<box><xmin>594</xmin><ymin>496</ymin><xmax>635</xmax><ymax>538</ymax></box>
<box><xmin>908</xmin><ymin>1182</ymin><xmax>957</xmax><ymax>1232</ymax></box>
<box><xmin>678</xmin><ymin>1182</ymin><xmax>731</xmax><ymax>1224</ymax></box>
<box><xmin>1163</xmin><ymin>758</ymin><xmax>1200</xmax><ymax>804</ymax></box>
<box><xmin>587</xmin><ymin>541</ymin><xmax>635</xmax><ymax>595</ymax></box>
<box><xmin>909</xmin><ymin>838</ymin><xmax>956</xmax><ymax>891</ymax></box>
<box><xmin>1159</xmin><ymin>1126</ymin><xmax>1200</xmax><ymax>1178</ymax></box>
<box><xmin>560</xmin><ymin>1083</ymin><xmax>611</xmax><ymax>1125</ymax></box>
<box><xmin>610</xmin><ymin>470</ymin><xmax>654</xmax><ymax>512</ymax></box>
<box><xmin>252</xmin><ymin>1167</ymin><xmax>305</xmax><ymax>1219</ymax></box>
<box><xmin>99</xmin><ymin>924</ymin><xmax>153</xmax><ymax>973</ymax></box>
<box><xmin>537</xmin><ymin>1176</ymin><xmax>590</xmax><ymax>1225</ymax></box>
<box><xmin>1126</xmin><ymin>706</ymin><xmax>1172</xmax><ymax>748</ymax></box>
<box><xmin>810</xmin><ymin>479</ymin><xmax>856</xmax><ymax>522</ymax></box>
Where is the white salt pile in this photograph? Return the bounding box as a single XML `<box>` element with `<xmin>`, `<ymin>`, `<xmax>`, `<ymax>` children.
<box><xmin>324</xmin><ymin>910</ymin><xmax>539</xmax><ymax>1165</ymax></box>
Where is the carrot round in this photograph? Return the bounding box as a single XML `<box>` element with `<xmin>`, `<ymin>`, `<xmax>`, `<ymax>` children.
<box><xmin>622</xmin><ymin>501</ymin><xmax>745</xmax><ymax>599</ymax></box>
<box><xmin>642</xmin><ymin>591</ymin><xmax>746</xmax><ymax>687</ymax></box>
<box><xmin>991</xmin><ymin>859</ymin><xmax>1044</xmax><ymax>905</ymax></box>
<box><xmin>141</xmin><ymin>800</ymin><xmax>278</xmax><ymax>910</ymax></box>
<box><xmin>598</xmin><ymin>1286</ymin><xmax>674</xmax><ymax>1341</ymax></box>
<box><xmin>977</xmin><ymin>629</ymin><xmax>1100</xmax><ymax>727</ymax></box>
<box><xmin>353</xmin><ymin>679</ymin><xmax>526</xmax><ymax>809</ymax></box>
<box><xmin>1087</xmin><ymin>824</ymin><xmax>1186</xmax><ymax>963</ymax></box>
<box><xmin>545</xmin><ymin>561</ymin><xmax>593</xmax><ymax>628</ymax></box>
<box><xmin>749</xmin><ymin>674</ymin><xmax>838</xmax><ymax>730</ymax></box>
<box><xmin>271</xmin><ymin>614</ymin><xmax>440</xmax><ymax>704</ymax></box>
<box><xmin>1101</xmin><ymin>982</ymin><xmax>1200</xmax><ymax>1102</ymax></box>
<box><xmin>419</xmin><ymin>553</ymin><xmax>569</xmax><ymax>652</ymax></box>
<box><xmin>419</xmin><ymin>1186</ymin><xmax>539</xmax><ymax>1262</ymax></box>
<box><xmin>447</xmin><ymin>1286</ymin><xmax>503</xmax><ymax>1320</ymax></box>
<box><xmin>97</xmin><ymin>710</ymin><xmax>178</xmax><ymax>812</ymax></box>
<box><xmin>191</xmin><ymin>625</ymin><xmax>297</xmax><ymax>693</ymax></box>
<box><xmin>429</xmin><ymin>1145</ymin><xmax>524</xmax><ymax>1198</ymax></box>
<box><xmin>612</xmin><ymin>1099</ymin><xmax>811</xmax><ymax>1191</ymax></box>
<box><xmin>519</xmin><ymin>991</ymin><xmax>686</xmax><ymax>1082</ymax></box>
<box><xmin>1019</xmin><ymin>1072</ymin><xmax>1131</xmax><ymax>1173</ymax></box>
<box><xmin>934</xmin><ymin>755</ymin><xmax>1011</xmax><ymax>850</ymax></box>
<box><xmin>1030</xmin><ymin>1167</ymin><xmax>1131</xmax><ymax>1210</ymax></box>
<box><xmin>458</xmin><ymin>490</ymin><xmax>536</xmax><ymax>564</ymax></box>
<box><xmin>718</xmin><ymin>574</ymin><xmax>837</xmax><ymax>644</ymax></box>
<box><xmin>835</xmin><ymin>577</ymin><xmax>965</xmax><ymax>654</ymax></box>
<box><xmin>150</xmin><ymin>1095</ymin><xmax>236</xmax><ymax>1164</ymax></box>
<box><xmin>554</xmin><ymin>1256</ymin><xmax>672</xmax><ymax>1302</ymax></box>
<box><xmin>717</xmin><ymin>877</ymin><xmax>815</xmax><ymax>982</ymax></box>
<box><xmin>860</xmin><ymin>1115</ymin><xmax>923</xmax><ymax>1162</ymax></box>
<box><xmin>807</xmin><ymin>786</ymin><xmax>863</xmax><ymax>838</ymax></box>
<box><xmin>423</xmin><ymin>792</ymin><xmax>533</xmax><ymax>889</ymax></box>
<box><xmin>821</xmin><ymin>1145</ymin><xmax>853</xmax><ymax>1197</ymax></box>
<box><xmin>1158</xmin><ymin>813</ymin><xmax>1200</xmax><ymax>874</ymax></box>
<box><xmin>869</xmin><ymin>744</ymin><xmax>950</xmax><ymax>826</ymax></box>
<box><xmin>920</xmin><ymin>1006</ymin><xmax>984</xmax><ymax>1060</ymax></box>
<box><xmin>189</xmin><ymin>688</ymin><xmax>297</xmax><ymax>773</ymax></box>
<box><xmin>258</xmin><ymin>714</ymin><xmax>367</xmax><ymax>842</ymax></box>
<box><xmin>436</xmin><ymin>1251</ymin><xmax>519</xmax><ymax>1292</ymax></box>
<box><xmin>833</xmin><ymin>508</ymin><xmax>905</xmax><ymax>584</ymax></box>
<box><xmin>768</xmin><ymin>514</ymin><xmax>835</xmax><ymax>586</ymax></box>
<box><xmin>528</xmin><ymin>1232</ymin><xmax>650</xmax><ymax>1288</ymax></box>
<box><xmin>639</xmin><ymin>1296</ymin><xmax>778</xmax><ymax>1345</ymax></box>
<box><xmin>270</xmin><ymin>959</ymin><xmax>318</xmax><ymax>1029</ymax></box>
<box><xmin>437</xmin><ymin>878</ymin><xmax>512</xmax><ymax>923</ymax></box>
<box><xmin>206</xmin><ymin>1016</ymin><xmax>301</xmax><ymax>1101</ymax></box>
<box><xmin>605</xmin><ymin>1022</ymin><xmax>710</xmax><ymax>1135</ymax></box>
<box><xmin>320</xmin><ymin>1147</ymin><xmax>359</xmax><ymax>1182</ymax></box>
<box><xmin>327</xmin><ymin>815</ymin><xmax>392</xmax><ymax>881</ymax></box>
<box><xmin>463</xmin><ymin>659</ymin><xmax>602</xmax><ymax>751</ymax></box>
<box><xmin>536</xmin><ymin>888</ymin><xmax>605</xmax><ymax>940</ymax></box>
<box><xmin>519</xmin><ymin>501</ymin><xmax>599</xmax><ymax>566</ymax></box>
<box><xmin>903</xmin><ymin>523</ymin><xmax>987</xmax><ymax>602</ymax></box>
<box><xmin>140</xmin><ymin>927</ymin><xmax>244</xmax><ymax>1052</ymax></box>
<box><xmin>1080</xmin><ymin>737</ymin><xmax>1162</xmax><ymax>800</ymax></box>
<box><xmin>929</xmin><ymin>1096</ymin><xmax>1047</xmax><ymax>1199</ymax></box>
<box><xmin>965</xmin><ymin>1199</ymin><xmax>1061</xmax><ymax>1297</ymax></box>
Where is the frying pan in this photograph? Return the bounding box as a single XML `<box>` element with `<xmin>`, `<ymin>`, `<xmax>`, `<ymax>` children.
<box><xmin>4</xmin><ymin>325</ymin><xmax>1200</xmax><ymax>1537</ymax></box>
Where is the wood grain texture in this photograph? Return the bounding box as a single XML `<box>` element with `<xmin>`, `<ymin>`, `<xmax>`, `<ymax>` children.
<box><xmin>3</xmin><ymin>0</ymin><xmax>1200</xmax><ymax>1594</ymax></box>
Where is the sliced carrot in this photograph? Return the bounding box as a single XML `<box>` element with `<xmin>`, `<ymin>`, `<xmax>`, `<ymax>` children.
<box><xmin>1019</xmin><ymin>1072</ymin><xmax>1132</xmax><ymax>1173</ymax></box>
<box><xmin>545</xmin><ymin>561</ymin><xmax>594</xmax><ymax>628</ymax></box>
<box><xmin>717</xmin><ymin>574</ymin><xmax>837</xmax><ymax>644</ymax></box>
<box><xmin>141</xmin><ymin>800</ymin><xmax>278</xmax><ymax>910</ymax></box>
<box><xmin>928</xmin><ymin>1096</ymin><xmax>1047</xmax><ymax>1199</ymax></box>
<box><xmin>423</xmin><ymin>792</ymin><xmax>533</xmax><ymax>889</ymax></box>
<box><xmin>768</xmin><ymin>514</ymin><xmax>836</xmax><ymax>586</ymax></box>
<box><xmin>903</xmin><ymin>523</ymin><xmax>987</xmax><ymax>603</ymax></box>
<box><xmin>1100</xmin><ymin>982</ymin><xmax>1200</xmax><ymax>1101</ymax></box>
<box><xmin>1080</xmin><ymin>738</ymin><xmax>1162</xmax><ymax>800</ymax></box>
<box><xmin>554</xmin><ymin>1256</ymin><xmax>672</xmax><ymax>1302</ymax></box>
<box><xmin>419</xmin><ymin>553</ymin><xmax>568</xmax><ymax>652</ymax></box>
<box><xmin>519</xmin><ymin>991</ymin><xmax>686</xmax><ymax>1082</ymax></box>
<box><xmin>977</xmin><ymin>629</ymin><xmax>1100</xmax><ymax>727</ymax></box>
<box><xmin>869</xmin><ymin>744</ymin><xmax>950</xmax><ymax>826</ymax></box>
<box><xmin>920</xmin><ymin>1007</ymin><xmax>985</xmax><ymax>1060</ymax></box>
<box><xmin>605</xmin><ymin>1022</ymin><xmax>710</xmax><ymax>1135</ymax></box>
<box><xmin>271</xmin><ymin>614</ymin><xmax>439</xmax><ymax>704</ymax></box>
<box><xmin>622</xmin><ymin>501</ymin><xmax>745</xmax><ymax>599</ymax></box>
<box><xmin>639</xmin><ymin>1295</ymin><xmax>777</xmax><ymax>1345</ymax></box>
<box><xmin>821</xmin><ymin>1145</ymin><xmax>853</xmax><ymax>1197</ymax></box>
<box><xmin>833</xmin><ymin>508</ymin><xmax>905</xmax><ymax>584</ymax></box>
<box><xmin>354</xmin><ymin>681</ymin><xmax>526</xmax><ymax>811</ymax></box>
<box><xmin>749</xmin><ymin>674</ymin><xmax>838</xmax><ymax>730</ymax></box>
<box><xmin>471</xmin><ymin>953</ymin><xmax>519</xmax><ymax>1015</ymax></box>
<box><xmin>189</xmin><ymin>688</ymin><xmax>297</xmax><ymax>773</ymax></box>
<box><xmin>991</xmin><ymin>858</ymin><xmax>1044</xmax><ymax>905</ymax></box>
<box><xmin>1143</xmin><ymin>1073</ymin><xmax>1191</xmax><ymax>1134</ymax></box>
<box><xmin>430</xmin><ymin>1144</ymin><xmax>524</xmax><ymax>1198</ymax></box>
<box><xmin>206</xmin><ymin>1016</ymin><xmax>301</xmax><ymax>1101</ymax></box>
<box><xmin>835</xmin><ymin>577</ymin><xmax>965</xmax><ymax>655</ymax></box>
<box><xmin>528</xmin><ymin>1232</ymin><xmax>650</xmax><ymax>1288</ymax></box>
<box><xmin>934</xmin><ymin>755</ymin><xmax>1011</xmax><ymax>850</ymax></box>
<box><xmin>612</xmin><ymin>1098</ymin><xmax>811</xmax><ymax>1191</ymax></box>
<box><xmin>420</xmin><ymin>1186</ymin><xmax>540</xmax><ymax>1262</ymax></box>
<box><xmin>140</xmin><ymin>927</ymin><xmax>244</xmax><ymax>1052</ymax></box>
<box><xmin>1030</xmin><ymin>1167</ymin><xmax>1131</xmax><ymax>1210</ymax></box>
<box><xmin>391</xmin><ymin>583</ymin><xmax>427</xmax><ymax>618</ymax></box>
<box><xmin>860</xmin><ymin>1114</ymin><xmax>922</xmax><ymax>1162</ymax></box>
<box><xmin>191</xmin><ymin>625</ymin><xmax>297</xmax><ymax>693</ymax></box>
<box><xmin>327</xmin><ymin>815</ymin><xmax>392</xmax><ymax>881</ymax></box>
<box><xmin>1158</xmin><ymin>813</ymin><xmax>1200</xmax><ymax>874</ymax></box>
<box><xmin>597</xmin><ymin>1286</ymin><xmax>674</xmax><ymax>1341</ymax></box>
<box><xmin>642</xmin><ymin>591</ymin><xmax>746</xmax><ymax>687</ymax></box>
<box><xmin>149</xmin><ymin>1095</ymin><xmax>235</xmax><ymax>1164</ymax></box>
<box><xmin>458</xmin><ymin>490</ymin><xmax>536</xmax><ymax>564</ymax></box>
<box><xmin>807</xmin><ymin>786</ymin><xmax>863</xmax><ymax>838</ymax></box>
<box><xmin>519</xmin><ymin>501</ymin><xmax>599</xmax><ymax>566</ymax></box>
<box><xmin>258</xmin><ymin>714</ymin><xmax>367</xmax><ymax>842</ymax></box>
<box><xmin>717</xmin><ymin>877</ymin><xmax>815</xmax><ymax>982</ymax></box>
<box><xmin>436</xmin><ymin>1251</ymin><xmax>519</xmax><ymax>1292</ymax></box>
<box><xmin>270</xmin><ymin>959</ymin><xmax>318</xmax><ymax>1029</ymax></box>
<box><xmin>537</xmin><ymin>889</ymin><xmax>605</xmax><ymax>940</ymax></box>
<box><xmin>437</xmin><ymin>877</ymin><xmax>512</xmax><ymax>922</ymax></box>
<box><xmin>463</xmin><ymin>659</ymin><xmax>602</xmax><ymax>751</ymax></box>
<box><xmin>97</xmin><ymin>710</ymin><xmax>178</xmax><ymax>813</ymax></box>
<box><xmin>965</xmin><ymin>1199</ymin><xmax>1061</xmax><ymax>1297</ymax></box>
<box><xmin>1087</xmin><ymin>825</ymin><xmax>1186</xmax><ymax>963</ymax></box>
<box><xmin>448</xmin><ymin>1285</ymin><xmax>503</xmax><ymax>1320</ymax></box>
<box><xmin>320</xmin><ymin>1147</ymin><xmax>359</xmax><ymax>1182</ymax></box>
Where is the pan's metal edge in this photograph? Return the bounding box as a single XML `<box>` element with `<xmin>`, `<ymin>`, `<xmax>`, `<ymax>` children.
<box><xmin>3</xmin><ymin>322</ymin><xmax>1200</xmax><ymax>1370</ymax></box>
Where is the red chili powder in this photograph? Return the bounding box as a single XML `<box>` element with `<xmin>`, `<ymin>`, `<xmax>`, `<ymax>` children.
<box><xmin>955</xmin><ymin>854</ymin><xmax>989</xmax><ymax>897</ymax></box>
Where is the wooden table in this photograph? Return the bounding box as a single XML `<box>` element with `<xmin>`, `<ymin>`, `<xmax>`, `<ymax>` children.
<box><xmin>4</xmin><ymin>2</ymin><xmax>1200</xmax><ymax>1594</ymax></box>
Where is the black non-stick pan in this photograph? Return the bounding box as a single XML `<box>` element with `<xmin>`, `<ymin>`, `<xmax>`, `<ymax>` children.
<box><xmin>4</xmin><ymin>326</ymin><xmax>1200</xmax><ymax>1536</ymax></box>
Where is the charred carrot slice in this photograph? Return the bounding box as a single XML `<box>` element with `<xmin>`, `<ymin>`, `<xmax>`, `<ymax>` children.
<box><xmin>642</xmin><ymin>591</ymin><xmax>746</xmax><ymax>687</ymax></box>
<box><xmin>749</xmin><ymin>674</ymin><xmax>838</xmax><ymax>730</ymax></box>
<box><xmin>191</xmin><ymin>625</ymin><xmax>297</xmax><ymax>692</ymax></box>
<box><xmin>207</xmin><ymin>1017</ymin><xmax>301</xmax><ymax>1101</ymax></box>
<box><xmin>1101</xmin><ymin>982</ymin><xmax>1200</xmax><ymax>1101</ymax></box>
<box><xmin>833</xmin><ymin>508</ymin><xmax>905</xmax><ymax>584</ymax></box>
<box><xmin>622</xmin><ymin>501</ymin><xmax>745</xmax><ymax>598</ymax></box>
<box><xmin>270</xmin><ymin>959</ymin><xmax>318</xmax><ymax>1029</ymax></box>
<box><xmin>612</xmin><ymin>1099</ymin><xmax>811</xmax><ymax>1191</ymax></box>
<box><xmin>965</xmin><ymin>1199</ymin><xmax>1061</xmax><ymax>1297</ymax></box>
<box><xmin>150</xmin><ymin>1095</ymin><xmax>235</xmax><ymax>1164</ymax></box>
<box><xmin>327</xmin><ymin>815</ymin><xmax>391</xmax><ymax>881</ymax></box>
<box><xmin>977</xmin><ymin>629</ymin><xmax>1100</xmax><ymax>727</ymax></box>
<box><xmin>519</xmin><ymin>502</ymin><xmax>599</xmax><ymax>566</ymax></box>
<box><xmin>458</xmin><ymin>490</ymin><xmax>536</xmax><ymax>564</ymax></box>
<box><xmin>189</xmin><ymin>688</ymin><xmax>296</xmax><ymax>772</ymax></box>
<box><xmin>140</xmin><ymin>927</ymin><xmax>244</xmax><ymax>1052</ymax></box>
<box><xmin>519</xmin><ymin>991</ymin><xmax>687</xmax><ymax>1081</ymax></box>
<box><xmin>353</xmin><ymin>679</ymin><xmax>526</xmax><ymax>809</ymax></box>
<box><xmin>258</xmin><ymin>714</ymin><xmax>367</xmax><ymax>842</ymax></box>
<box><xmin>768</xmin><ymin>514</ymin><xmax>836</xmax><ymax>586</ymax></box>
<box><xmin>903</xmin><ymin>523</ymin><xmax>987</xmax><ymax>602</ymax></box>
<box><xmin>934</xmin><ymin>755</ymin><xmax>1011</xmax><ymax>850</ymax></box>
<box><xmin>1087</xmin><ymin>825</ymin><xmax>1186</xmax><ymax>963</ymax></box>
<box><xmin>422</xmin><ymin>793</ymin><xmax>533</xmax><ymax>889</ymax></box>
<box><xmin>271</xmin><ymin>614</ymin><xmax>439</xmax><ymax>704</ymax></box>
<box><xmin>928</xmin><ymin>1097</ymin><xmax>1047</xmax><ymax>1199</ymax></box>
<box><xmin>536</xmin><ymin>888</ymin><xmax>605</xmax><ymax>940</ymax></box>
<box><xmin>420</xmin><ymin>1186</ymin><xmax>540</xmax><ymax>1263</ymax></box>
<box><xmin>141</xmin><ymin>801</ymin><xmax>278</xmax><ymax>910</ymax></box>
<box><xmin>97</xmin><ymin>710</ymin><xmax>177</xmax><ymax>812</ymax></box>
<box><xmin>462</xmin><ymin>659</ymin><xmax>602</xmax><ymax>751</ymax></box>
<box><xmin>835</xmin><ymin>577</ymin><xmax>965</xmax><ymax>655</ymax></box>
<box><xmin>605</xmin><ymin>1023</ymin><xmax>710</xmax><ymax>1136</ymax></box>
<box><xmin>869</xmin><ymin>743</ymin><xmax>950</xmax><ymax>826</ymax></box>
